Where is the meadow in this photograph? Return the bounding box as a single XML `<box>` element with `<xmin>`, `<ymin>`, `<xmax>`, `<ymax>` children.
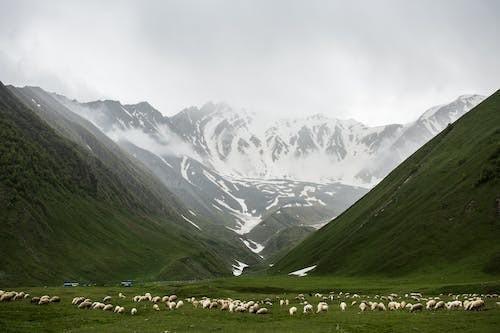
<box><xmin>1</xmin><ymin>276</ymin><xmax>499</xmax><ymax>332</ymax></box>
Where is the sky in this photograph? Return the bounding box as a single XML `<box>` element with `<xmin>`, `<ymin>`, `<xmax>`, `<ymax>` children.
<box><xmin>0</xmin><ymin>0</ymin><xmax>499</xmax><ymax>125</ymax></box>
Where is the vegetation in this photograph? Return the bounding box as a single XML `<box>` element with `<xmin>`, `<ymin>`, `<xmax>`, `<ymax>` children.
<box><xmin>1</xmin><ymin>276</ymin><xmax>499</xmax><ymax>332</ymax></box>
<box><xmin>0</xmin><ymin>82</ymin><xmax>235</xmax><ymax>286</ymax></box>
<box><xmin>272</xmin><ymin>90</ymin><xmax>500</xmax><ymax>278</ymax></box>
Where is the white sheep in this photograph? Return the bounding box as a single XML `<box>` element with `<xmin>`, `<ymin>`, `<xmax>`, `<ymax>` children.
<box><xmin>117</xmin><ymin>306</ymin><xmax>125</xmax><ymax>314</ymax></box>
<box><xmin>289</xmin><ymin>306</ymin><xmax>297</xmax><ymax>316</ymax></box>
<box><xmin>169</xmin><ymin>295</ymin><xmax>178</xmax><ymax>302</ymax></box>
<box><xmin>340</xmin><ymin>302</ymin><xmax>347</xmax><ymax>311</ymax></box>
<box><xmin>176</xmin><ymin>300</ymin><xmax>184</xmax><ymax>309</ymax></box>
<box><xmin>118</xmin><ymin>293</ymin><xmax>126</xmax><ymax>299</ymax></box>
<box><xmin>78</xmin><ymin>301</ymin><xmax>92</xmax><ymax>309</ymax></box>
<box><xmin>410</xmin><ymin>303</ymin><xmax>423</xmax><ymax>312</ymax></box>
<box><xmin>256</xmin><ymin>307</ymin><xmax>268</xmax><ymax>314</ymax></box>
<box><xmin>103</xmin><ymin>304</ymin><xmax>114</xmax><ymax>311</ymax></box>
<box><xmin>466</xmin><ymin>299</ymin><xmax>485</xmax><ymax>311</ymax></box>
<box><xmin>103</xmin><ymin>296</ymin><xmax>112</xmax><ymax>303</ymax></box>
<box><xmin>303</xmin><ymin>304</ymin><xmax>313</xmax><ymax>314</ymax></box>
<box><xmin>131</xmin><ymin>308</ymin><xmax>137</xmax><ymax>315</ymax></box>
<box><xmin>377</xmin><ymin>302</ymin><xmax>386</xmax><ymax>311</ymax></box>
<box><xmin>316</xmin><ymin>302</ymin><xmax>329</xmax><ymax>313</ymax></box>
<box><xmin>359</xmin><ymin>302</ymin><xmax>367</xmax><ymax>312</ymax></box>
<box><xmin>434</xmin><ymin>301</ymin><xmax>445</xmax><ymax>310</ymax></box>
<box><xmin>426</xmin><ymin>300</ymin><xmax>436</xmax><ymax>310</ymax></box>
<box><xmin>153</xmin><ymin>304</ymin><xmax>160</xmax><ymax>311</ymax></box>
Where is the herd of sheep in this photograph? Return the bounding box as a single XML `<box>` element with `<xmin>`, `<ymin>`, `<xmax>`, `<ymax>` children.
<box><xmin>1</xmin><ymin>289</ymin><xmax>499</xmax><ymax>319</ymax></box>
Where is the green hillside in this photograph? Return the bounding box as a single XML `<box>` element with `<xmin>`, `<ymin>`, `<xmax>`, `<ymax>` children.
<box><xmin>0</xmin><ymin>82</ymin><xmax>234</xmax><ymax>286</ymax></box>
<box><xmin>272</xmin><ymin>90</ymin><xmax>500</xmax><ymax>279</ymax></box>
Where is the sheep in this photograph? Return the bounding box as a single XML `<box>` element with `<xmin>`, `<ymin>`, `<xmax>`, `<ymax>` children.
<box><xmin>446</xmin><ymin>300</ymin><xmax>462</xmax><ymax>310</ymax></box>
<box><xmin>370</xmin><ymin>302</ymin><xmax>378</xmax><ymax>311</ymax></box>
<box><xmin>426</xmin><ymin>300</ymin><xmax>436</xmax><ymax>310</ymax></box>
<box><xmin>78</xmin><ymin>301</ymin><xmax>92</xmax><ymax>309</ymax></box>
<box><xmin>103</xmin><ymin>296</ymin><xmax>112</xmax><ymax>303</ymax></box>
<box><xmin>202</xmin><ymin>299</ymin><xmax>211</xmax><ymax>309</ymax></box>
<box><xmin>434</xmin><ymin>301</ymin><xmax>445</xmax><ymax>310</ymax></box>
<box><xmin>289</xmin><ymin>306</ymin><xmax>298</xmax><ymax>316</ymax></box>
<box><xmin>114</xmin><ymin>306</ymin><xmax>121</xmax><ymax>313</ymax></box>
<box><xmin>131</xmin><ymin>308</ymin><xmax>137</xmax><ymax>315</ymax></box>
<box><xmin>316</xmin><ymin>302</ymin><xmax>329</xmax><ymax>313</ymax></box>
<box><xmin>117</xmin><ymin>306</ymin><xmax>125</xmax><ymax>314</ymax></box>
<box><xmin>133</xmin><ymin>296</ymin><xmax>141</xmax><ymax>302</ymax></box>
<box><xmin>118</xmin><ymin>293</ymin><xmax>126</xmax><ymax>299</ymax></box>
<box><xmin>410</xmin><ymin>303</ymin><xmax>423</xmax><ymax>312</ymax></box>
<box><xmin>167</xmin><ymin>301</ymin><xmax>176</xmax><ymax>310</ymax></box>
<box><xmin>176</xmin><ymin>300</ymin><xmax>184</xmax><ymax>309</ymax></box>
<box><xmin>466</xmin><ymin>299</ymin><xmax>485</xmax><ymax>311</ymax></box>
<box><xmin>103</xmin><ymin>304</ymin><xmax>114</xmax><ymax>311</ymax></box>
<box><xmin>24</xmin><ymin>293</ymin><xmax>30</xmax><ymax>299</ymax></box>
<box><xmin>256</xmin><ymin>308</ymin><xmax>268</xmax><ymax>314</ymax></box>
<box><xmin>93</xmin><ymin>303</ymin><xmax>105</xmax><ymax>310</ymax></box>
<box><xmin>359</xmin><ymin>302</ymin><xmax>367</xmax><ymax>312</ymax></box>
<box><xmin>49</xmin><ymin>296</ymin><xmax>60</xmax><ymax>303</ymax></box>
<box><xmin>388</xmin><ymin>302</ymin><xmax>399</xmax><ymax>311</ymax></box>
<box><xmin>0</xmin><ymin>292</ymin><xmax>15</xmax><ymax>302</ymax></box>
<box><xmin>303</xmin><ymin>304</ymin><xmax>313</xmax><ymax>314</ymax></box>
<box><xmin>152</xmin><ymin>296</ymin><xmax>161</xmax><ymax>303</ymax></box>
<box><xmin>351</xmin><ymin>301</ymin><xmax>357</xmax><ymax>306</ymax></box>
<box><xmin>340</xmin><ymin>302</ymin><xmax>347</xmax><ymax>311</ymax></box>
<box><xmin>377</xmin><ymin>303</ymin><xmax>386</xmax><ymax>311</ymax></box>
<box><xmin>168</xmin><ymin>295</ymin><xmax>178</xmax><ymax>302</ymax></box>
<box><xmin>192</xmin><ymin>300</ymin><xmax>200</xmax><ymax>308</ymax></box>
<box><xmin>38</xmin><ymin>298</ymin><xmax>50</xmax><ymax>305</ymax></box>
<box><xmin>153</xmin><ymin>304</ymin><xmax>160</xmax><ymax>311</ymax></box>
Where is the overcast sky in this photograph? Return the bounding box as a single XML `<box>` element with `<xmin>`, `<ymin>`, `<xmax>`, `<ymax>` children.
<box><xmin>0</xmin><ymin>0</ymin><xmax>499</xmax><ymax>125</ymax></box>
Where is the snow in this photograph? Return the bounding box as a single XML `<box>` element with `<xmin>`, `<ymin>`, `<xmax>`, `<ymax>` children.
<box><xmin>288</xmin><ymin>265</ymin><xmax>317</xmax><ymax>277</ymax></box>
<box><xmin>181</xmin><ymin>214</ymin><xmax>202</xmax><ymax>231</ymax></box>
<box><xmin>232</xmin><ymin>260</ymin><xmax>249</xmax><ymax>276</ymax></box>
<box><xmin>158</xmin><ymin>156</ymin><xmax>173</xmax><ymax>168</ymax></box>
<box><xmin>240</xmin><ymin>238</ymin><xmax>265</xmax><ymax>254</ymax></box>
<box><xmin>180</xmin><ymin>156</ymin><xmax>194</xmax><ymax>185</ymax></box>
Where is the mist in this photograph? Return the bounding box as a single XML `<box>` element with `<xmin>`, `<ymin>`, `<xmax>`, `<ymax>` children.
<box><xmin>1</xmin><ymin>0</ymin><xmax>499</xmax><ymax>126</ymax></box>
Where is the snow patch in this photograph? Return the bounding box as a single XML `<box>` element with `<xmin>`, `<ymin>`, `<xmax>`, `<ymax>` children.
<box><xmin>232</xmin><ymin>260</ymin><xmax>249</xmax><ymax>276</ymax></box>
<box><xmin>181</xmin><ymin>214</ymin><xmax>202</xmax><ymax>231</ymax></box>
<box><xmin>240</xmin><ymin>238</ymin><xmax>265</xmax><ymax>254</ymax></box>
<box><xmin>289</xmin><ymin>265</ymin><xmax>317</xmax><ymax>277</ymax></box>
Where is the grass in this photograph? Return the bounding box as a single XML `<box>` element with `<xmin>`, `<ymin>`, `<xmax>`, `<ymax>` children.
<box><xmin>1</xmin><ymin>276</ymin><xmax>499</xmax><ymax>332</ymax></box>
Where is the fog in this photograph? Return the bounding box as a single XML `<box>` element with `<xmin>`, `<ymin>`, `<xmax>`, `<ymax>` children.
<box><xmin>1</xmin><ymin>0</ymin><xmax>499</xmax><ymax>125</ymax></box>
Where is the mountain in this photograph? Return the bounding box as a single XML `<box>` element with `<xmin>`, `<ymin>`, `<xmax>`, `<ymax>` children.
<box><xmin>271</xmin><ymin>90</ymin><xmax>500</xmax><ymax>278</ymax></box>
<box><xmin>0</xmin><ymin>82</ymin><xmax>258</xmax><ymax>286</ymax></box>
<box><xmin>50</xmin><ymin>90</ymin><xmax>484</xmax><ymax>262</ymax></box>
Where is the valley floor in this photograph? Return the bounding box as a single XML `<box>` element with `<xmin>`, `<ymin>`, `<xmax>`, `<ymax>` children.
<box><xmin>1</xmin><ymin>276</ymin><xmax>499</xmax><ymax>332</ymax></box>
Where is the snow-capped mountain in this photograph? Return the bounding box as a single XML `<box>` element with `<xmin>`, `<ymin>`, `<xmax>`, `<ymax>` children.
<box><xmin>165</xmin><ymin>95</ymin><xmax>483</xmax><ymax>186</ymax></box>
<box><xmin>54</xmin><ymin>93</ymin><xmax>484</xmax><ymax>255</ymax></box>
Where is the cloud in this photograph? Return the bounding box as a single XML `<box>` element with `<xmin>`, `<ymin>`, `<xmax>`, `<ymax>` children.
<box><xmin>0</xmin><ymin>0</ymin><xmax>499</xmax><ymax>125</ymax></box>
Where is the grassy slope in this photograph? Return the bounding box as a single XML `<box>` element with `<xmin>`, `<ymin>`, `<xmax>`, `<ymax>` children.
<box><xmin>0</xmin><ymin>276</ymin><xmax>499</xmax><ymax>332</ymax></box>
<box><xmin>260</xmin><ymin>226</ymin><xmax>315</xmax><ymax>261</ymax></box>
<box><xmin>0</xmin><ymin>82</ymin><xmax>231</xmax><ymax>286</ymax></box>
<box><xmin>8</xmin><ymin>85</ymin><xmax>260</xmax><ymax>268</ymax></box>
<box><xmin>272</xmin><ymin>90</ymin><xmax>500</xmax><ymax>279</ymax></box>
